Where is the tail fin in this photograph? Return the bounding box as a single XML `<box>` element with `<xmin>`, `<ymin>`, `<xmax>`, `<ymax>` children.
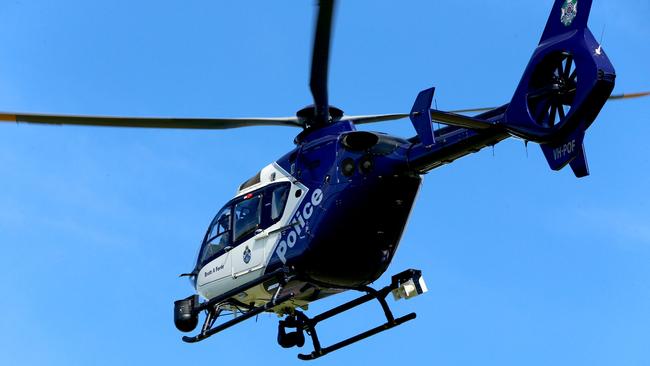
<box><xmin>540</xmin><ymin>127</ymin><xmax>588</xmax><ymax>177</ymax></box>
<box><xmin>504</xmin><ymin>0</ymin><xmax>615</xmax><ymax>177</ymax></box>
<box><xmin>540</xmin><ymin>0</ymin><xmax>591</xmax><ymax>43</ymax></box>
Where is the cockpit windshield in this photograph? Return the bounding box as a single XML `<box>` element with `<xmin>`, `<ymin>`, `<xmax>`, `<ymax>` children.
<box><xmin>196</xmin><ymin>182</ymin><xmax>291</xmax><ymax>268</ymax></box>
<box><xmin>199</xmin><ymin>206</ymin><xmax>232</xmax><ymax>264</ymax></box>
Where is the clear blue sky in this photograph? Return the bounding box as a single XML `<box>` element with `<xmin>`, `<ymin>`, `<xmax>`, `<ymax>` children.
<box><xmin>1</xmin><ymin>1</ymin><xmax>649</xmax><ymax>365</ymax></box>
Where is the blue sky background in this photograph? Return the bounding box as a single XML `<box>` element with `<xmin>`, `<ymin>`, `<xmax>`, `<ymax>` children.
<box><xmin>0</xmin><ymin>0</ymin><xmax>649</xmax><ymax>365</ymax></box>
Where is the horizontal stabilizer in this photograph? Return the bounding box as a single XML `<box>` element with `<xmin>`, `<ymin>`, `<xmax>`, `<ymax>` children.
<box><xmin>428</xmin><ymin>109</ymin><xmax>496</xmax><ymax>130</ymax></box>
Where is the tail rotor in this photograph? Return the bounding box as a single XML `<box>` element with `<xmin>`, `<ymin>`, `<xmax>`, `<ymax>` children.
<box><xmin>504</xmin><ymin>0</ymin><xmax>615</xmax><ymax>177</ymax></box>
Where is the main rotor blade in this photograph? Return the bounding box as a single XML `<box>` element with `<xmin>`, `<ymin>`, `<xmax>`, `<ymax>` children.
<box><xmin>608</xmin><ymin>91</ymin><xmax>650</xmax><ymax>100</ymax></box>
<box><xmin>0</xmin><ymin>112</ymin><xmax>303</xmax><ymax>129</ymax></box>
<box><xmin>446</xmin><ymin>91</ymin><xmax>650</xmax><ymax>115</ymax></box>
<box><xmin>345</xmin><ymin>113</ymin><xmax>409</xmax><ymax>124</ymax></box>
<box><xmin>309</xmin><ymin>0</ymin><xmax>335</xmax><ymax>124</ymax></box>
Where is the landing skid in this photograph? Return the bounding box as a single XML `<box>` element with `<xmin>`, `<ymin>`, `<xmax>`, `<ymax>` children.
<box><xmin>176</xmin><ymin>268</ymin><xmax>427</xmax><ymax>361</ymax></box>
<box><xmin>279</xmin><ymin>269</ymin><xmax>426</xmax><ymax>361</ymax></box>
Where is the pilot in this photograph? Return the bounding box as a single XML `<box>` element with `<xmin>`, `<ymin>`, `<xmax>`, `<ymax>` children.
<box><xmin>218</xmin><ymin>213</ymin><xmax>231</xmax><ymax>247</ymax></box>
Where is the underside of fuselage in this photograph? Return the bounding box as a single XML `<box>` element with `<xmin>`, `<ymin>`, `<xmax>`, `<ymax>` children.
<box><xmin>293</xmin><ymin>174</ymin><xmax>421</xmax><ymax>288</ymax></box>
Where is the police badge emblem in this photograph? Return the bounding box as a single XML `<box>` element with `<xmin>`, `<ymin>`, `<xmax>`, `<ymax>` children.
<box><xmin>243</xmin><ymin>246</ymin><xmax>251</xmax><ymax>264</ymax></box>
<box><xmin>560</xmin><ymin>0</ymin><xmax>578</xmax><ymax>27</ymax></box>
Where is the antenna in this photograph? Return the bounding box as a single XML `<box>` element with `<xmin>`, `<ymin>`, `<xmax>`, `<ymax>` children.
<box><xmin>524</xmin><ymin>140</ymin><xmax>529</xmax><ymax>158</ymax></box>
<box><xmin>596</xmin><ymin>24</ymin><xmax>606</xmax><ymax>56</ymax></box>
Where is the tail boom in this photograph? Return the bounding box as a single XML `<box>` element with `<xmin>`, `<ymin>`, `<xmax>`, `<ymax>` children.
<box><xmin>407</xmin><ymin>0</ymin><xmax>616</xmax><ymax>178</ymax></box>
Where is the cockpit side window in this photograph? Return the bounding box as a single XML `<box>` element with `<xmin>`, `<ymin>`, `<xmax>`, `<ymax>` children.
<box><xmin>271</xmin><ymin>184</ymin><xmax>290</xmax><ymax>221</ymax></box>
<box><xmin>199</xmin><ymin>206</ymin><xmax>232</xmax><ymax>265</ymax></box>
<box><xmin>233</xmin><ymin>195</ymin><xmax>262</xmax><ymax>242</ymax></box>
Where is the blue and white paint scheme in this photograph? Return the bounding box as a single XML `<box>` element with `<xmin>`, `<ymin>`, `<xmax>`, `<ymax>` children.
<box><xmin>188</xmin><ymin>0</ymin><xmax>617</xmax><ymax>318</ymax></box>
<box><xmin>194</xmin><ymin>129</ymin><xmax>425</xmax><ymax>313</ymax></box>
<box><xmin>0</xmin><ymin>0</ymin><xmax>623</xmax><ymax>355</ymax></box>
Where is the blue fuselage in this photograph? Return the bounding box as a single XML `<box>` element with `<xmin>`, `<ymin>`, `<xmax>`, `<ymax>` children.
<box><xmin>260</xmin><ymin>118</ymin><xmax>507</xmax><ymax>288</ymax></box>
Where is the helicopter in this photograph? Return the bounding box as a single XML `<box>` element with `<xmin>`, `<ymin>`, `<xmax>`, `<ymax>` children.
<box><xmin>1</xmin><ymin>0</ymin><xmax>649</xmax><ymax>361</ymax></box>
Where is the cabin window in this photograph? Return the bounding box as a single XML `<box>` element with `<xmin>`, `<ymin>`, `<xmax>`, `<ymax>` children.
<box><xmin>200</xmin><ymin>206</ymin><xmax>232</xmax><ymax>264</ymax></box>
<box><xmin>196</xmin><ymin>182</ymin><xmax>292</xmax><ymax>269</ymax></box>
<box><xmin>271</xmin><ymin>184</ymin><xmax>290</xmax><ymax>221</ymax></box>
<box><xmin>233</xmin><ymin>195</ymin><xmax>262</xmax><ymax>242</ymax></box>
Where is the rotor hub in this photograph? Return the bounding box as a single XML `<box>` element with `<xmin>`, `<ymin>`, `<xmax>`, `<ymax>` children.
<box><xmin>296</xmin><ymin>105</ymin><xmax>344</xmax><ymax>127</ymax></box>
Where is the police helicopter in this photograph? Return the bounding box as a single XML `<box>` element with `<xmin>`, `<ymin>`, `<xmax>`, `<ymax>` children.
<box><xmin>1</xmin><ymin>0</ymin><xmax>649</xmax><ymax>361</ymax></box>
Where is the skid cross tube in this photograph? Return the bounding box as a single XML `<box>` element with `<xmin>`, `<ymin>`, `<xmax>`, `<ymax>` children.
<box><xmin>294</xmin><ymin>269</ymin><xmax>420</xmax><ymax>361</ymax></box>
<box><xmin>194</xmin><ymin>267</ymin><xmax>291</xmax><ymax>313</ymax></box>
<box><xmin>180</xmin><ymin>267</ymin><xmax>294</xmax><ymax>343</ymax></box>
<box><xmin>183</xmin><ymin>292</ymin><xmax>295</xmax><ymax>343</ymax></box>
